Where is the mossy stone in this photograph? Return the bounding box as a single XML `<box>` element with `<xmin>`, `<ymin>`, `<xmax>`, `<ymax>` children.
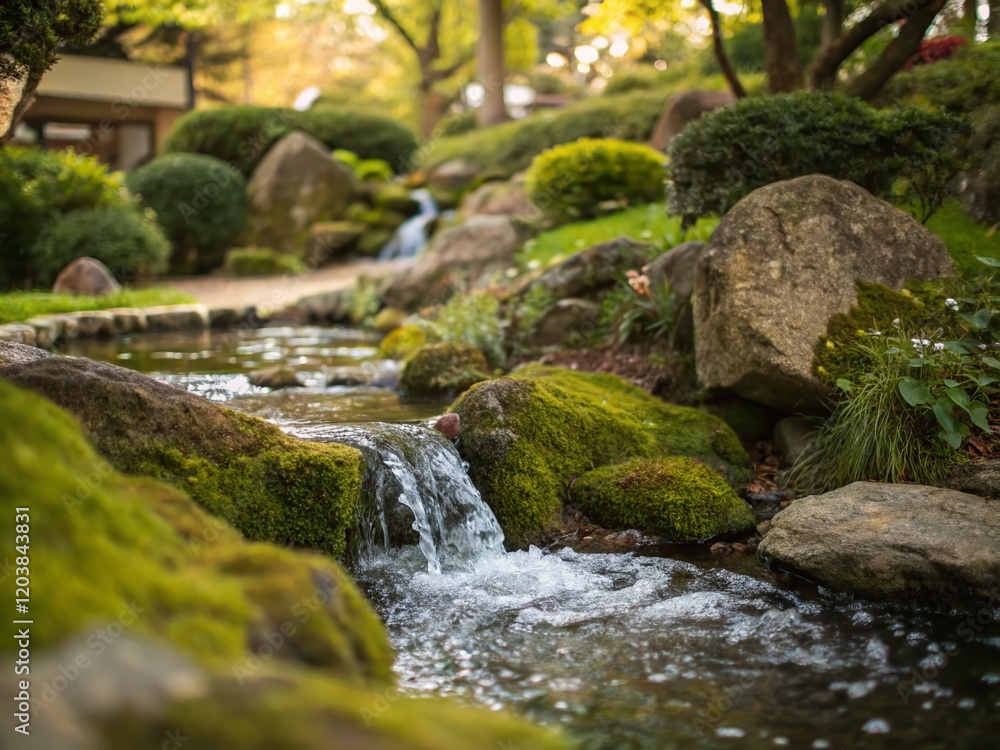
<box><xmin>398</xmin><ymin>342</ymin><xmax>490</xmax><ymax>398</ymax></box>
<box><xmin>450</xmin><ymin>365</ymin><xmax>751</xmax><ymax>548</ymax></box>
<box><xmin>570</xmin><ymin>457</ymin><xmax>755</xmax><ymax>542</ymax></box>
<box><xmin>0</xmin><ymin>352</ymin><xmax>363</xmax><ymax>557</ymax></box>
<box><xmin>0</xmin><ymin>379</ymin><xmax>391</xmax><ymax>679</ymax></box>
<box><xmin>377</xmin><ymin>324</ymin><xmax>428</xmax><ymax>359</ymax></box>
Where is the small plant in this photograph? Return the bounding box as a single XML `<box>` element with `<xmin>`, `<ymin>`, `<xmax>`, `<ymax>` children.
<box><xmin>526</xmin><ymin>138</ymin><xmax>667</xmax><ymax>223</ymax></box>
<box><xmin>432</xmin><ymin>292</ymin><xmax>505</xmax><ymax>368</ymax></box>
<box><xmin>600</xmin><ymin>269</ymin><xmax>675</xmax><ymax>345</ymax></box>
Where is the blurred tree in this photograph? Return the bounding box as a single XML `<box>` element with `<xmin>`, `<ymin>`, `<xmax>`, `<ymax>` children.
<box><xmin>477</xmin><ymin>0</ymin><xmax>506</xmax><ymax>125</ymax></box>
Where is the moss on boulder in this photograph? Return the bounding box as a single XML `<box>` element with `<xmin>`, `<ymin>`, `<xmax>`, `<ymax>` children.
<box><xmin>570</xmin><ymin>458</ymin><xmax>755</xmax><ymax>541</ymax></box>
<box><xmin>0</xmin><ymin>348</ymin><xmax>363</xmax><ymax>556</ymax></box>
<box><xmin>377</xmin><ymin>324</ymin><xmax>428</xmax><ymax>359</ymax></box>
<box><xmin>398</xmin><ymin>342</ymin><xmax>490</xmax><ymax>398</ymax></box>
<box><xmin>2</xmin><ymin>379</ymin><xmax>568</xmax><ymax>749</ymax></box>
<box><xmin>450</xmin><ymin>365</ymin><xmax>750</xmax><ymax>547</ymax></box>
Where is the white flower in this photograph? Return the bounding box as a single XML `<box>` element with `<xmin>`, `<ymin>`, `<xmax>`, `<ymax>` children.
<box><xmin>933</xmin><ymin>342</ymin><xmax>945</xmax><ymax>351</ymax></box>
<box><xmin>892</xmin><ymin>318</ymin><xmax>901</xmax><ymax>326</ymax></box>
<box><xmin>944</xmin><ymin>297</ymin><xmax>959</xmax><ymax>312</ymax></box>
<box><xmin>980</xmin><ymin>344</ymin><xmax>988</xmax><ymax>350</ymax></box>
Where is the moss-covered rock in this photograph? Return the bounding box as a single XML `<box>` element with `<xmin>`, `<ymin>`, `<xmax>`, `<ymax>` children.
<box><xmin>0</xmin><ymin>379</ymin><xmax>390</xmax><ymax>678</ymax></box>
<box><xmin>570</xmin><ymin>458</ymin><xmax>755</xmax><ymax>542</ymax></box>
<box><xmin>450</xmin><ymin>365</ymin><xmax>751</xmax><ymax>547</ymax></box>
<box><xmin>0</xmin><ymin>348</ymin><xmax>363</xmax><ymax>556</ymax></box>
<box><xmin>399</xmin><ymin>342</ymin><xmax>490</xmax><ymax>398</ymax></box>
<box><xmin>2</xmin><ymin>379</ymin><xmax>568</xmax><ymax>749</ymax></box>
<box><xmin>377</xmin><ymin>324</ymin><xmax>428</xmax><ymax>360</ymax></box>
<box><xmin>813</xmin><ymin>278</ymin><xmax>963</xmax><ymax>383</ymax></box>
<box><xmin>372</xmin><ymin>307</ymin><xmax>408</xmax><ymax>333</ymax></box>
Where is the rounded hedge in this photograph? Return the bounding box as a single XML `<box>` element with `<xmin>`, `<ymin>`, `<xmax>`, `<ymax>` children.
<box><xmin>127</xmin><ymin>153</ymin><xmax>248</xmax><ymax>274</ymax></box>
<box><xmin>295</xmin><ymin>106</ymin><xmax>418</xmax><ymax>174</ymax></box>
<box><xmin>31</xmin><ymin>206</ymin><xmax>170</xmax><ymax>285</ymax></box>
<box><xmin>526</xmin><ymin>137</ymin><xmax>667</xmax><ymax>222</ymax></box>
<box><xmin>163</xmin><ymin>106</ymin><xmax>293</xmax><ymax>177</ymax></box>
<box><xmin>667</xmin><ymin>91</ymin><xmax>965</xmax><ymax>224</ymax></box>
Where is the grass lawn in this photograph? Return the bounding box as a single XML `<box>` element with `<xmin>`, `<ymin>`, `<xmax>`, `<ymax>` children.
<box><xmin>926</xmin><ymin>202</ymin><xmax>1000</xmax><ymax>278</ymax></box>
<box><xmin>517</xmin><ymin>204</ymin><xmax>720</xmax><ymax>271</ymax></box>
<box><xmin>0</xmin><ymin>288</ymin><xmax>196</xmax><ymax>325</ymax></box>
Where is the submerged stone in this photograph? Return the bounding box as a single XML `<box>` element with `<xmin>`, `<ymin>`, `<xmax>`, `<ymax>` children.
<box><xmin>451</xmin><ymin>365</ymin><xmax>751</xmax><ymax>548</ymax></box>
<box><xmin>570</xmin><ymin>457</ymin><xmax>755</xmax><ymax>542</ymax></box>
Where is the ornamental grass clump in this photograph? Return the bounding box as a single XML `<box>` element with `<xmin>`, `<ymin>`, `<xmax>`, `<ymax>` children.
<box><xmin>793</xmin><ymin>260</ymin><xmax>999</xmax><ymax>492</ymax></box>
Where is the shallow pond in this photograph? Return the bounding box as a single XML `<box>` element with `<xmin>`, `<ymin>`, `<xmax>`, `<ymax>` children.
<box><xmin>71</xmin><ymin>327</ymin><xmax>1000</xmax><ymax>749</ymax></box>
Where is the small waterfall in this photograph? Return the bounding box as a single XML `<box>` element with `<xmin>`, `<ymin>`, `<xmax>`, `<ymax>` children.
<box><xmin>379</xmin><ymin>189</ymin><xmax>438</xmax><ymax>261</ymax></box>
<box><xmin>311</xmin><ymin>422</ymin><xmax>505</xmax><ymax>573</ymax></box>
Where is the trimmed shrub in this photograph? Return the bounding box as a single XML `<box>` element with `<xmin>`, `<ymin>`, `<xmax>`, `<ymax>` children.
<box><xmin>226</xmin><ymin>247</ymin><xmax>304</xmax><ymax>276</ymax></box>
<box><xmin>31</xmin><ymin>206</ymin><xmax>170</xmax><ymax>284</ymax></box>
<box><xmin>295</xmin><ymin>106</ymin><xmax>418</xmax><ymax>174</ymax></box>
<box><xmin>163</xmin><ymin>105</ymin><xmax>293</xmax><ymax>177</ymax></box>
<box><xmin>127</xmin><ymin>153</ymin><xmax>248</xmax><ymax>274</ymax></box>
<box><xmin>421</xmin><ymin>90</ymin><xmax>670</xmax><ymax>180</ymax></box>
<box><xmin>0</xmin><ymin>147</ymin><xmax>136</xmax><ymax>287</ymax></box>
<box><xmin>437</xmin><ymin>110</ymin><xmax>477</xmax><ymax>138</ymax></box>
<box><xmin>526</xmin><ymin>138</ymin><xmax>667</xmax><ymax>222</ymax></box>
<box><xmin>667</xmin><ymin>91</ymin><xmax>965</xmax><ymax>224</ymax></box>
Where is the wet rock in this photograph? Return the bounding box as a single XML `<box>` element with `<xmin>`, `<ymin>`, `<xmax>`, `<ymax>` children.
<box><xmin>103</xmin><ymin>307</ymin><xmax>149</xmax><ymax>334</ymax></box>
<box><xmin>759</xmin><ymin>482</ymin><xmax>1000</xmax><ymax>610</ymax></box>
<box><xmin>0</xmin><ymin>322</ymin><xmax>36</xmax><ymax>346</ymax></box>
<box><xmin>52</xmin><ymin>256</ymin><xmax>122</xmax><ymax>296</ymax></box>
<box><xmin>711</xmin><ymin>541</ymin><xmax>733</xmax><ymax>555</ymax></box>
<box><xmin>70</xmin><ymin>311</ymin><xmax>116</xmax><ymax>338</ymax></box>
<box><xmin>247</xmin><ymin>131</ymin><xmax>358</xmax><ymax>254</ymax></box>
<box><xmin>694</xmin><ymin>175</ymin><xmax>955</xmax><ymax>412</ymax></box>
<box><xmin>773</xmin><ymin>416</ymin><xmax>817</xmax><ymax>467</ymax></box>
<box><xmin>380</xmin><ymin>215</ymin><xmax>520</xmax><ymax>311</ymax></box>
<box><xmin>296</xmin><ymin>288</ymin><xmax>354</xmax><ymax>325</ymax></box>
<box><xmin>208</xmin><ymin>306</ymin><xmax>258</xmax><ymax>330</ymax></box>
<box><xmin>248</xmin><ymin>364</ymin><xmax>304</xmax><ymax>389</ymax></box>
<box><xmin>24</xmin><ymin>317</ymin><xmax>58</xmax><ymax>348</ymax></box>
<box><xmin>144</xmin><ymin>304</ymin><xmax>210</xmax><ymax>332</ymax></box>
<box><xmin>399</xmin><ymin>342</ymin><xmax>490</xmax><ymax>398</ymax></box>
<box><xmin>434</xmin><ymin>413</ymin><xmax>461</xmax><ymax>440</ymax></box>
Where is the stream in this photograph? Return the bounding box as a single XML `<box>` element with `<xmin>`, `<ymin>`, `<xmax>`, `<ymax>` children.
<box><xmin>69</xmin><ymin>326</ymin><xmax>1000</xmax><ymax>749</ymax></box>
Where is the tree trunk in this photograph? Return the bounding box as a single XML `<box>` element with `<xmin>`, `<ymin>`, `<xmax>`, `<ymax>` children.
<box><xmin>0</xmin><ymin>68</ymin><xmax>37</xmax><ymax>145</ymax></box>
<box><xmin>990</xmin><ymin>0</ymin><xmax>1000</xmax><ymax>37</ymax></box>
<box><xmin>820</xmin><ymin>0</ymin><xmax>845</xmax><ymax>50</ymax></box>
<box><xmin>761</xmin><ymin>0</ymin><xmax>803</xmax><ymax>92</ymax></box>
<box><xmin>420</xmin><ymin>79</ymin><xmax>448</xmax><ymax>138</ymax></box>
<box><xmin>846</xmin><ymin>0</ymin><xmax>947</xmax><ymax>99</ymax></box>
<box><xmin>476</xmin><ymin>0</ymin><xmax>506</xmax><ymax>126</ymax></box>
<box><xmin>699</xmin><ymin>0</ymin><xmax>746</xmax><ymax>98</ymax></box>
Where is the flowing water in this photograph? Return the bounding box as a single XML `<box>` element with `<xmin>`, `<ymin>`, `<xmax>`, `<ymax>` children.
<box><xmin>69</xmin><ymin>327</ymin><xmax>1000</xmax><ymax>749</ymax></box>
<box><xmin>379</xmin><ymin>188</ymin><xmax>440</xmax><ymax>260</ymax></box>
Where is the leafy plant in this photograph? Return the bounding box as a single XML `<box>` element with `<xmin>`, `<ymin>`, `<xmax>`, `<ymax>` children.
<box><xmin>600</xmin><ymin>270</ymin><xmax>675</xmax><ymax>345</ymax></box>
<box><xmin>432</xmin><ymin>292</ymin><xmax>505</xmax><ymax>368</ymax></box>
<box><xmin>526</xmin><ymin>138</ymin><xmax>667</xmax><ymax>223</ymax></box>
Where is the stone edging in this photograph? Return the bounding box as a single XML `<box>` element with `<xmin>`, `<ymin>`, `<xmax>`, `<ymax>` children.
<box><xmin>0</xmin><ymin>304</ymin><xmax>259</xmax><ymax>351</ymax></box>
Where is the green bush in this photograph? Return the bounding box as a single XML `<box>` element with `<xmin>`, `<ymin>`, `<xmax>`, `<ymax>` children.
<box><xmin>295</xmin><ymin>106</ymin><xmax>418</xmax><ymax>174</ymax></box>
<box><xmin>526</xmin><ymin>138</ymin><xmax>667</xmax><ymax>222</ymax></box>
<box><xmin>163</xmin><ymin>105</ymin><xmax>293</xmax><ymax>177</ymax></box>
<box><xmin>421</xmin><ymin>90</ymin><xmax>670</xmax><ymax>180</ymax></box>
<box><xmin>127</xmin><ymin>153</ymin><xmax>248</xmax><ymax>274</ymax></box>
<box><xmin>436</xmin><ymin>110</ymin><xmax>478</xmax><ymax>138</ymax></box>
<box><xmin>31</xmin><ymin>206</ymin><xmax>170</xmax><ymax>284</ymax></box>
<box><xmin>667</xmin><ymin>91</ymin><xmax>965</xmax><ymax>224</ymax></box>
<box><xmin>0</xmin><ymin>147</ymin><xmax>136</xmax><ymax>287</ymax></box>
<box><xmin>226</xmin><ymin>247</ymin><xmax>304</xmax><ymax>276</ymax></box>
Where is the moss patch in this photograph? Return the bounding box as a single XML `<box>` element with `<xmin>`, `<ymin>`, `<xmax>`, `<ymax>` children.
<box><xmin>398</xmin><ymin>342</ymin><xmax>491</xmax><ymax>398</ymax></box>
<box><xmin>377</xmin><ymin>324</ymin><xmax>428</xmax><ymax>360</ymax></box>
<box><xmin>0</xmin><ymin>379</ymin><xmax>391</xmax><ymax>680</ymax></box>
<box><xmin>450</xmin><ymin>365</ymin><xmax>750</xmax><ymax>548</ymax></box>
<box><xmin>570</xmin><ymin>458</ymin><xmax>755</xmax><ymax>542</ymax></box>
<box><xmin>0</xmin><ymin>353</ymin><xmax>363</xmax><ymax>557</ymax></box>
<box><xmin>813</xmin><ymin>278</ymin><xmax>963</xmax><ymax>383</ymax></box>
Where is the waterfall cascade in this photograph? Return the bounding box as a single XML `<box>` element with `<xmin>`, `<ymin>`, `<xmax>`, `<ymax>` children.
<box><xmin>379</xmin><ymin>189</ymin><xmax>439</xmax><ymax>261</ymax></box>
<box><xmin>312</xmin><ymin>422</ymin><xmax>505</xmax><ymax>573</ymax></box>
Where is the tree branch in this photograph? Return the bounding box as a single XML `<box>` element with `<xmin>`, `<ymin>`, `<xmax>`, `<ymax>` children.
<box><xmin>369</xmin><ymin>0</ymin><xmax>420</xmax><ymax>55</ymax></box>
<box><xmin>698</xmin><ymin>0</ymin><xmax>747</xmax><ymax>98</ymax></box>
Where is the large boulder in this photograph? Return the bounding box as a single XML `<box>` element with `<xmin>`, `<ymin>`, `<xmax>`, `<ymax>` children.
<box><xmin>759</xmin><ymin>482</ymin><xmax>1000</xmax><ymax>610</ymax></box>
<box><xmin>693</xmin><ymin>175</ymin><xmax>955</xmax><ymax>412</ymax></box>
<box><xmin>649</xmin><ymin>90</ymin><xmax>735</xmax><ymax>151</ymax></box>
<box><xmin>52</xmin><ymin>256</ymin><xmax>122</xmax><ymax>296</ymax></box>
<box><xmin>0</xmin><ymin>342</ymin><xmax>362</xmax><ymax>556</ymax></box>
<box><xmin>0</xmin><ymin>379</ymin><xmax>567</xmax><ymax>750</ymax></box>
<box><xmin>516</xmin><ymin>237</ymin><xmax>654</xmax><ymax>301</ymax></box>
<box><xmin>460</xmin><ymin>175</ymin><xmax>536</xmax><ymax>219</ymax></box>
<box><xmin>380</xmin><ymin>215</ymin><xmax>520</xmax><ymax>311</ymax></box>
<box><xmin>451</xmin><ymin>365</ymin><xmax>751</xmax><ymax>548</ymax></box>
<box><xmin>398</xmin><ymin>342</ymin><xmax>490</xmax><ymax>398</ymax></box>
<box><xmin>247</xmin><ymin>130</ymin><xmax>358</xmax><ymax>254</ymax></box>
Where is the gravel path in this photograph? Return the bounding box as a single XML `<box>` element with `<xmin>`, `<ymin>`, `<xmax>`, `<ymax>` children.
<box><xmin>158</xmin><ymin>259</ymin><xmax>413</xmax><ymax>312</ymax></box>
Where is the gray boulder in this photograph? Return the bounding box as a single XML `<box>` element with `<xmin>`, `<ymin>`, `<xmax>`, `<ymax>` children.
<box><xmin>52</xmin><ymin>257</ymin><xmax>122</xmax><ymax>296</ymax></box>
<box><xmin>759</xmin><ymin>482</ymin><xmax>1000</xmax><ymax>610</ymax></box>
<box><xmin>693</xmin><ymin>175</ymin><xmax>955</xmax><ymax>412</ymax></box>
<box><xmin>380</xmin><ymin>215</ymin><xmax>520</xmax><ymax>311</ymax></box>
<box><xmin>517</xmin><ymin>237</ymin><xmax>654</xmax><ymax>302</ymax></box>
<box><xmin>460</xmin><ymin>175</ymin><xmax>536</xmax><ymax>219</ymax></box>
<box><xmin>649</xmin><ymin>90</ymin><xmax>736</xmax><ymax>151</ymax></box>
<box><xmin>247</xmin><ymin>131</ymin><xmax>357</xmax><ymax>254</ymax></box>
<box><xmin>526</xmin><ymin>298</ymin><xmax>602</xmax><ymax>348</ymax></box>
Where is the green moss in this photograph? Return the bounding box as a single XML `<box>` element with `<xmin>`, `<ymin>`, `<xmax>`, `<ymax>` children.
<box><xmin>0</xmin><ymin>379</ymin><xmax>392</xmax><ymax>680</ymax></box>
<box><xmin>0</xmin><ymin>355</ymin><xmax>364</xmax><ymax>557</ymax></box>
<box><xmin>570</xmin><ymin>457</ymin><xmax>755</xmax><ymax>541</ymax></box>
<box><xmin>450</xmin><ymin>365</ymin><xmax>750</xmax><ymax>548</ymax></box>
<box><xmin>813</xmin><ymin>278</ymin><xmax>963</xmax><ymax>383</ymax></box>
<box><xmin>377</xmin><ymin>324</ymin><xmax>428</xmax><ymax>359</ymax></box>
<box><xmin>372</xmin><ymin>307</ymin><xmax>408</xmax><ymax>333</ymax></box>
<box><xmin>0</xmin><ymin>287</ymin><xmax>195</xmax><ymax>325</ymax></box>
<box><xmin>398</xmin><ymin>342</ymin><xmax>490</xmax><ymax>398</ymax></box>
<box><xmin>227</xmin><ymin>247</ymin><xmax>305</xmax><ymax>276</ymax></box>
